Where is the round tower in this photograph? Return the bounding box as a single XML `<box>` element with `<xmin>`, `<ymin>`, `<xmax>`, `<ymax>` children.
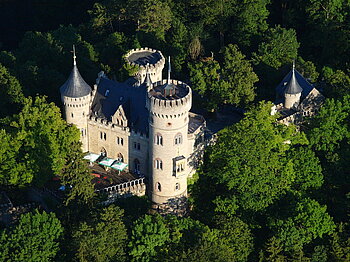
<box><xmin>60</xmin><ymin>46</ymin><xmax>91</xmax><ymax>152</ymax></box>
<box><xmin>284</xmin><ymin>64</ymin><xmax>302</xmax><ymax>109</ymax></box>
<box><xmin>146</xmin><ymin>78</ymin><xmax>192</xmax><ymax>214</ymax></box>
<box><xmin>125</xmin><ymin>47</ymin><xmax>165</xmax><ymax>84</ymax></box>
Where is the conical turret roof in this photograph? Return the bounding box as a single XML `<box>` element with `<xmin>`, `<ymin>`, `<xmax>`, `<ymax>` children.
<box><xmin>60</xmin><ymin>65</ymin><xmax>92</xmax><ymax>98</ymax></box>
<box><xmin>284</xmin><ymin>67</ymin><xmax>302</xmax><ymax>95</ymax></box>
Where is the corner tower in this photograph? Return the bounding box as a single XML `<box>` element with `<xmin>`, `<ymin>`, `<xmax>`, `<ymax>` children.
<box><xmin>284</xmin><ymin>63</ymin><xmax>302</xmax><ymax>109</ymax></box>
<box><xmin>60</xmin><ymin>46</ymin><xmax>91</xmax><ymax>152</ymax></box>
<box><xmin>125</xmin><ymin>47</ymin><xmax>165</xmax><ymax>84</ymax></box>
<box><xmin>146</xmin><ymin>58</ymin><xmax>192</xmax><ymax>214</ymax></box>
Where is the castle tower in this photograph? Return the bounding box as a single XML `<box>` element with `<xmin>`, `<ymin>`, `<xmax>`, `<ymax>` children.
<box><xmin>125</xmin><ymin>47</ymin><xmax>165</xmax><ymax>83</ymax></box>
<box><xmin>60</xmin><ymin>46</ymin><xmax>92</xmax><ymax>152</ymax></box>
<box><xmin>284</xmin><ymin>62</ymin><xmax>302</xmax><ymax>109</ymax></box>
<box><xmin>146</xmin><ymin>58</ymin><xmax>192</xmax><ymax>214</ymax></box>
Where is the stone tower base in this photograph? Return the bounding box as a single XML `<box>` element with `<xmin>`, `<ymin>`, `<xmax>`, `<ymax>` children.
<box><xmin>150</xmin><ymin>196</ymin><xmax>188</xmax><ymax>216</ymax></box>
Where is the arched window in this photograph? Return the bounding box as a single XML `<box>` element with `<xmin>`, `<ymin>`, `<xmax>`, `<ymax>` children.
<box><xmin>175</xmin><ymin>183</ymin><xmax>180</xmax><ymax>191</ymax></box>
<box><xmin>154</xmin><ymin>159</ymin><xmax>163</xmax><ymax>170</ymax></box>
<box><xmin>71</xmin><ymin>113</ymin><xmax>74</xmax><ymax>118</ymax></box>
<box><xmin>156</xmin><ymin>182</ymin><xmax>161</xmax><ymax>192</ymax></box>
<box><xmin>134</xmin><ymin>159</ymin><xmax>140</xmax><ymax>174</ymax></box>
<box><xmin>174</xmin><ymin>133</ymin><xmax>182</xmax><ymax>145</ymax></box>
<box><xmin>117</xmin><ymin>153</ymin><xmax>124</xmax><ymax>162</ymax></box>
<box><xmin>154</xmin><ymin>133</ymin><xmax>163</xmax><ymax>145</ymax></box>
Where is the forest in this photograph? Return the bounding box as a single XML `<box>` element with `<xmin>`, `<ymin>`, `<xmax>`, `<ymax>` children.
<box><xmin>0</xmin><ymin>0</ymin><xmax>349</xmax><ymax>261</ymax></box>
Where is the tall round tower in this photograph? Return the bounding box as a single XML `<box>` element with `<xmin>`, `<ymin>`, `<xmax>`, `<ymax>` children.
<box><xmin>125</xmin><ymin>47</ymin><xmax>165</xmax><ymax>84</ymax></box>
<box><xmin>60</xmin><ymin>46</ymin><xmax>92</xmax><ymax>152</ymax></box>
<box><xmin>146</xmin><ymin>75</ymin><xmax>192</xmax><ymax>214</ymax></box>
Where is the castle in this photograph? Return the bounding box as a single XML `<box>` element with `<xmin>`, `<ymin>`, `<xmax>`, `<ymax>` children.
<box><xmin>60</xmin><ymin>47</ymin><xmax>205</xmax><ymax>212</ymax></box>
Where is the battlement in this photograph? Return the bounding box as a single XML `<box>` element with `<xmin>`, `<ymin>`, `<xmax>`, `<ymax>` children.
<box><xmin>147</xmin><ymin>79</ymin><xmax>192</xmax><ymax>117</ymax></box>
<box><xmin>62</xmin><ymin>94</ymin><xmax>91</xmax><ymax>106</ymax></box>
<box><xmin>125</xmin><ymin>47</ymin><xmax>165</xmax><ymax>71</ymax></box>
<box><xmin>88</xmin><ymin>115</ymin><xmax>150</xmax><ymax>137</ymax></box>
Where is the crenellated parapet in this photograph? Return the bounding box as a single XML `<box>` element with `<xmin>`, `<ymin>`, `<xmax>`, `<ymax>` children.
<box><xmin>125</xmin><ymin>47</ymin><xmax>165</xmax><ymax>83</ymax></box>
<box><xmin>147</xmin><ymin>80</ymin><xmax>192</xmax><ymax>119</ymax></box>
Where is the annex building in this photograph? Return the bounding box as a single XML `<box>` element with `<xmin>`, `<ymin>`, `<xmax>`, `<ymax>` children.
<box><xmin>60</xmin><ymin>47</ymin><xmax>205</xmax><ymax>212</ymax></box>
<box><xmin>272</xmin><ymin>63</ymin><xmax>325</xmax><ymax>125</ymax></box>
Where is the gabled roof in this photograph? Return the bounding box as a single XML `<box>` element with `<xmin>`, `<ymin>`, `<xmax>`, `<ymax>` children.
<box><xmin>60</xmin><ymin>65</ymin><xmax>92</xmax><ymax>98</ymax></box>
<box><xmin>276</xmin><ymin>69</ymin><xmax>313</xmax><ymax>100</ymax></box>
<box><xmin>91</xmin><ymin>77</ymin><xmax>149</xmax><ymax>133</ymax></box>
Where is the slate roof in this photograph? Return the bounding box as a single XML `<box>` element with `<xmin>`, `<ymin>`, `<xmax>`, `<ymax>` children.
<box><xmin>91</xmin><ymin>78</ymin><xmax>149</xmax><ymax>133</ymax></box>
<box><xmin>285</xmin><ymin>69</ymin><xmax>303</xmax><ymax>94</ymax></box>
<box><xmin>276</xmin><ymin>69</ymin><xmax>313</xmax><ymax>102</ymax></box>
<box><xmin>127</xmin><ymin>51</ymin><xmax>162</xmax><ymax>66</ymax></box>
<box><xmin>60</xmin><ymin>65</ymin><xmax>92</xmax><ymax>98</ymax></box>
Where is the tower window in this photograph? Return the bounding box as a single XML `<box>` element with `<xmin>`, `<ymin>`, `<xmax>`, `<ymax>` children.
<box><xmin>154</xmin><ymin>159</ymin><xmax>163</xmax><ymax>170</ymax></box>
<box><xmin>175</xmin><ymin>183</ymin><xmax>180</xmax><ymax>191</ymax></box>
<box><xmin>100</xmin><ymin>132</ymin><xmax>107</xmax><ymax>140</ymax></box>
<box><xmin>134</xmin><ymin>159</ymin><xmax>140</xmax><ymax>174</ymax></box>
<box><xmin>155</xmin><ymin>133</ymin><xmax>163</xmax><ymax>145</ymax></box>
<box><xmin>156</xmin><ymin>182</ymin><xmax>161</xmax><ymax>192</ymax></box>
<box><xmin>121</xmin><ymin>138</ymin><xmax>123</xmax><ymax>145</ymax></box>
<box><xmin>134</xmin><ymin>142</ymin><xmax>141</xmax><ymax>151</ymax></box>
<box><xmin>174</xmin><ymin>133</ymin><xmax>182</xmax><ymax>145</ymax></box>
<box><xmin>71</xmin><ymin>113</ymin><xmax>74</xmax><ymax>118</ymax></box>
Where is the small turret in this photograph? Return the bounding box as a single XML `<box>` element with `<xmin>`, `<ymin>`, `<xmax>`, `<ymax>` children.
<box><xmin>284</xmin><ymin>62</ymin><xmax>302</xmax><ymax>109</ymax></box>
<box><xmin>163</xmin><ymin>57</ymin><xmax>176</xmax><ymax>97</ymax></box>
<box><xmin>125</xmin><ymin>47</ymin><xmax>165</xmax><ymax>83</ymax></box>
<box><xmin>143</xmin><ymin>64</ymin><xmax>153</xmax><ymax>91</ymax></box>
<box><xmin>60</xmin><ymin>45</ymin><xmax>91</xmax><ymax>152</ymax></box>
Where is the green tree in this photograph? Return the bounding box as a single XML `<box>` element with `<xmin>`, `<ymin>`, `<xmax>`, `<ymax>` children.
<box><xmin>128</xmin><ymin>0</ymin><xmax>172</xmax><ymax>41</ymax></box>
<box><xmin>219</xmin><ymin>44</ymin><xmax>258</xmax><ymax>106</ymax></box>
<box><xmin>228</xmin><ymin>0</ymin><xmax>270</xmax><ymax>47</ymax></box>
<box><xmin>60</xmin><ymin>141</ymin><xmax>95</xmax><ymax>205</ymax></box>
<box><xmin>321</xmin><ymin>66</ymin><xmax>350</xmax><ymax>98</ymax></box>
<box><xmin>307</xmin><ymin>96</ymin><xmax>350</xmax><ymax>156</ymax></box>
<box><xmin>0</xmin><ymin>63</ymin><xmax>25</xmax><ymax>117</ymax></box>
<box><xmin>253</xmin><ymin>25</ymin><xmax>299</xmax><ymax>69</ymax></box>
<box><xmin>166</xmin><ymin>18</ymin><xmax>188</xmax><ymax>72</ymax></box>
<box><xmin>72</xmin><ymin>205</ymin><xmax>127</xmax><ymax>262</ymax></box>
<box><xmin>271</xmin><ymin>198</ymin><xmax>335</xmax><ymax>251</ymax></box>
<box><xmin>188</xmin><ymin>58</ymin><xmax>222</xmax><ymax>111</ymax></box>
<box><xmin>305</xmin><ymin>0</ymin><xmax>350</xmax><ymax>23</ymax></box>
<box><xmin>189</xmin><ymin>44</ymin><xmax>257</xmax><ymax>111</ymax></box>
<box><xmin>296</xmin><ymin>56</ymin><xmax>319</xmax><ymax>83</ymax></box>
<box><xmin>197</xmin><ymin>102</ymin><xmax>306</xmax><ymax>214</ymax></box>
<box><xmin>287</xmin><ymin>146</ymin><xmax>323</xmax><ymax>192</ymax></box>
<box><xmin>129</xmin><ymin>214</ymin><xmax>170</xmax><ymax>261</ymax></box>
<box><xmin>0</xmin><ymin>96</ymin><xmax>79</xmax><ymax>187</ymax></box>
<box><xmin>216</xmin><ymin>216</ymin><xmax>254</xmax><ymax>261</ymax></box>
<box><xmin>0</xmin><ymin>210</ymin><xmax>63</xmax><ymax>262</ymax></box>
<box><xmin>0</xmin><ymin>129</ymin><xmax>31</xmax><ymax>186</ymax></box>
<box><xmin>170</xmin><ymin>228</ymin><xmax>236</xmax><ymax>262</ymax></box>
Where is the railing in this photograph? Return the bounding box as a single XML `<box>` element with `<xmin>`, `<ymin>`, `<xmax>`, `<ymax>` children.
<box><xmin>96</xmin><ymin>177</ymin><xmax>145</xmax><ymax>194</ymax></box>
